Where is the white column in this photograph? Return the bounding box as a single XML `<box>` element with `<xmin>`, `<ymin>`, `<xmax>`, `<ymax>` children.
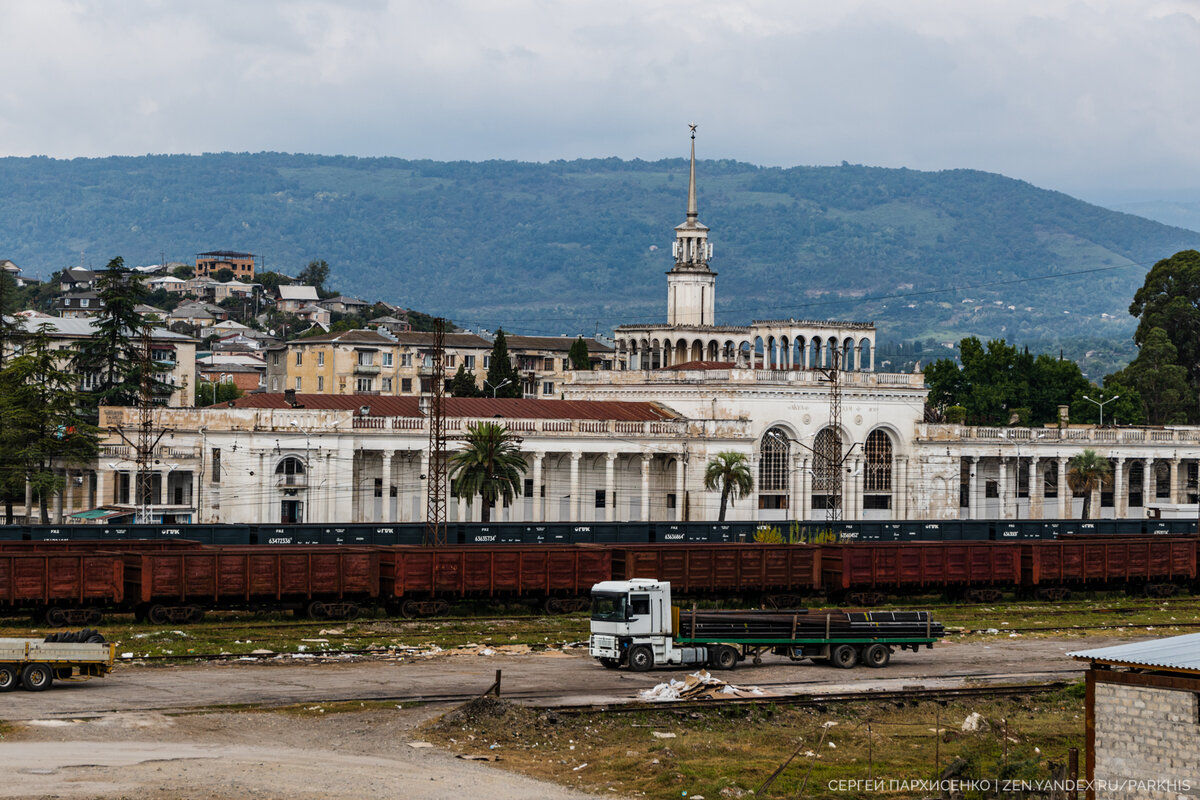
<box><xmin>640</xmin><ymin>455</ymin><xmax>651</xmax><ymax>522</ymax></box>
<box><xmin>605</xmin><ymin>453</ymin><xmax>617</xmax><ymax>523</ymax></box>
<box><xmin>381</xmin><ymin>451</ymin><xmax>393</xmax><ymax>523</ymax></box>
<box><xmin>96</xmin><ymin>469</ymin><xmax>108</xmax><ymax>510</ymax></box>
<box><xmin>1058</xmin><ymin>457</ymin><xmax>1069</xmax><ymax>518</ymax></box>
<box><xmin>674</xmin><ymin>451</ymin><xmax>685</xmax><ymax>522</ymax></box>
<box><xmin>789</xmin><ymin>453</ymin><xmax>803</xmax><ymax>521</ymax></box>
<box><xmin>897</xmin><ymin>457</ymin><xmax>908</xmax><ymax>519</ymax></box>
<box><xmin>1143</xmin><ymin>458</ymin><xmax>1154</xmax><ymax>511</ymax></box>
<box><xmin>532</xmin><ymin>453</ymin><xmax>544</xmax><ymax>522</ymax></box>
<box><xmin>969</xmin><ymin>457</ymin><xmax>979</xmax><ymax>519</ymax></box>
<box><xmin>260</xmin><ymin>451</ymin><xmax>272</xmax><ymax>523</ymax></box>
<box><xmin>24</xmin><ymin>477</ymin><xmax>33</xmax><ymax>524</ymax></box>
<box><xmin>569</xmin><ymin>452</ymin><xmax>581</xmax><ymax>522</ymax></box>
<box><xmin>1171</xmin><ymin>458</ymin><xmax>1182</xmax><ymax>504</ymax></box>
<box><xmin>419</xmin><ymin>449</ymin><xmax>429</xmax><ymax>522</ymax></box>
<box><xmin>1113</xmin><ymin>457</ymin><xmax>1125</xmax><ymax>517</ymax></box>
<box><xmin>998</xmin><ymin>457</ymin><xmax>1008</xmax><ymax>520</ymax></box>
<box><xmin>800</xmin><ymin>456</ymin><xmax>811</xmax><ymax>521</ymax></box>
<box><xmin>1029</xmin><ymin>457</ymin><xmax>1042</xmax><ymax>519</ymax></box>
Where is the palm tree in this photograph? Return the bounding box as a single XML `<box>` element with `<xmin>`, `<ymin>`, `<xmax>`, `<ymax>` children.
<box><xmin>1066</xmin><ymin>449</ymin><xmax>1112</xmax><ymax>520</ymax></box>
<box><xmin>448</xmin><ymin>422</ymin><xmax>527</xmax><ymax>523</ymax></box>
<box><xmin>703</xmin><ymin>451</ymin><xmax>754</xmax><ymax>521</ymax></box>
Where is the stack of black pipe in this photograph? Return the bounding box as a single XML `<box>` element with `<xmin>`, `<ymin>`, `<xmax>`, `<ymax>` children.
<box><xmin>677</xmin><ymin>609</ymin><xmax>944</xmax><ymax>640</ymax></box>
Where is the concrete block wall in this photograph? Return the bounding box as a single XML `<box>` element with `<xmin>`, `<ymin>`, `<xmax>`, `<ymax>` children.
<box><xmin>1093</xmin><ymin>682</ymin><xmax>1200</xmax><ymax>799</ymax></box>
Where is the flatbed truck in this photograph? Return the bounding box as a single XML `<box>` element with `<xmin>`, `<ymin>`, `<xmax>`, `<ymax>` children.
<box><xmin>0</xmin><ymin>637</ymin><xmax>116</xmax><ymax>692</ymax></box>
<box><xmin>588</xmin><ymin>578</ymin><xmax>944</xmax><ymax>671</ymax></box>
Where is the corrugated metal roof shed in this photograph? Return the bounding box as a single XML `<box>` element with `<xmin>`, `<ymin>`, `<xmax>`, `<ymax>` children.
<box><xmin>1068</xmin><ymin>632</ymin><xmax>1200</xmax><ymax>672</ymax></box>
<box><xmin>231</xmin><ymin>394</ymin><xmax>676</xmax><ymax>421</ymax></box>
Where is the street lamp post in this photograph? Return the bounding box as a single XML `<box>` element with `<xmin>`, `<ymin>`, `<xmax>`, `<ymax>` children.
<box><xmin>485</xmin><ymin>378</ymin><xmax>513</xmax><ymax>398</ymax></box>
<box><xmin>1082</xmin><ymin>395</ymin><xmax>1120</xmax><ymax>427</ymax></box>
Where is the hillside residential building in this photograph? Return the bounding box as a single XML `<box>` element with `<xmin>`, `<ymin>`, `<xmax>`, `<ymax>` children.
<box><xmin>317</xmin><ymin>295</ymin><xmax>370</xmax><ymax>315</ymax></box>
<box><xmin>146</xmin><ymin>275</ymin><xmax>188</xmax><ymax>293</ymax></box>
<box><xmin>275</xmin><ymin>284</ymin><xmax>320</xmax><ymax>313</ymax></box>
<box><xmin>263</xmin><ymin>329</ymin><xmax>494</xmax><ymax>396</ymax></box>
<box><xmin>506</xmin><ymin>335</ymin><xmax>614</xmax><ymax>397</ymax></box>
<box><xmin>54</xmin><ymin>291</ymin><xmax>102</xmax><ymax>318</ymax></box>
<box><xmin>195</xmin><ymin>250</ymin><xmax>255</xmax><ymax>279</ymax></box>
<box><xmin>366</xmin><ymin>315</ymin><xmax>412</xmax><ymax>334</ymax></box>
<box><xmin>58</xmin><ymin>267</ymin><xmax>96</xmax><ymax>293</ymax></box>
<box><xmin>197</xmin><ymin>353</ymin><xmax>266</xmax><ymax>393</ymax></box>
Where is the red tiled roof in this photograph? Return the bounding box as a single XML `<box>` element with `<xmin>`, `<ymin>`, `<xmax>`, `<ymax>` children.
<box><xmin>663</xmin><ymin>360</ymin><xmax>735</xmax><ymax>371</ymax></box>
<box><xmin>231</xmin><ymin>394</ymin><xmax>676</xmax><ymax>421</ymax></box>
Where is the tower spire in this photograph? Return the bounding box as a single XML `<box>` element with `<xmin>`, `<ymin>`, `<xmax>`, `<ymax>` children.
<box><xmin>687</xmin><ymin>123</ymin><xmax>698</xmax><ymax>220</ymax></box>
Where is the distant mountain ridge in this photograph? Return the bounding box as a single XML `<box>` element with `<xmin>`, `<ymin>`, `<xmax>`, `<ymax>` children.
<box><xmin>1</xmin><ymin>152</ymin><xmax>1198</xmax><ymax>347</ymax></box>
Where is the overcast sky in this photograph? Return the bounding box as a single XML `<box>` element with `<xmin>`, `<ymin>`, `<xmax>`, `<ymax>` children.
<box><xmin>1</xmin><ymin>1</ymin><xmax>1198</xmax><ymax>203</ymax></box>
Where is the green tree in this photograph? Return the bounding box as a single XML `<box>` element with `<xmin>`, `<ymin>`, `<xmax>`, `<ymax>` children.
<box><xmin>255</xmin><ymin>270</ymin><xmax>292</xmax><ymax>293</ymax></box>
<box><xmin>1106</xmin><ymin>327</ymin><xmax>1193</xmax><ymax>424</ymax></box>
<box><xmin>1068</xmin><ymin>381</ymin><xmax>1144</xmax><ymax>426</ymax></box>
<box><xmin>1066</xmin><ymin>449</ymin><xmax>1111</xmax><ymax>520</ymax></box>
<box><xmin>449</xmin><ymin>364</ymin><xmax>481</xmax><ymax>397</ymax></box>
<box><xmin>72</xmin><ymin>257</ymin><xmax>161</xmax><ymax>415</ymax></box>
<box><xmin>0</xmin><ymin>268</ymin><xmax>24</xmax><ymax>368</ymax></box>
<box><xmin>568</xmin><ymin>337</ymin><xmax>592</xmax><ymax>370</ymax></box>
<box><xmin>170</xmin><ymin>264</ymin><xmax>194</xmax><ymax>279</ymax></box>
<box><xmin>0</xmin><ymin>324</ymin><xmax>99</xmax><ymax>522</ymax></box>
<box><xmin>1128</xmin><ymin>250</ymin><xmax>1200</xmax><ymax>388</ymax></box>
<box><xmin>703</xmin><ymin>451</ymin><xmax>754</xmax><ymax>521</ymax></box>
<box><xmin>485</xmin><ymin>330</ymin><xmax>522</xmax><ymax>398</ymax></box>
<box><xmin>298</xmin><ymin>259</ymin><xmax>331</xmax><ymax>295</ymax></box>
<box><xmin>213</xmin><ymin>267</ymin><xmax>236</xmax><ymax>283</ymax></box>
<box><xmin>448</xmin><ymin>422</ymin><xmax>528</xmax><ymax>523</ymax></box>
<box><xmin>195</xmin><ymin>380</ymin><xmax>244</xmax><ymax>407</ymax></box>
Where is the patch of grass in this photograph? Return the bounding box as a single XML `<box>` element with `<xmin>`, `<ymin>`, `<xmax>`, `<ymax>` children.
<box><xmin>272</xmin><ymin>700</ymin><xmax>417</xmax><ymax>717</ymax></box>
<box><xmin>423</xmin><ymin>692</ymin><xmax>1086</xmax><ymax>799</ymax></box>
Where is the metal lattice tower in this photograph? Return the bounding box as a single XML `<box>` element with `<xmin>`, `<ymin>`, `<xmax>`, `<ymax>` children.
<box><xmin>424</xmin><ymin>318</ymin><xmax>448</xmax><ymax>547</ymax></box>
<box><xmin>135</xmin><ymin>322</ymin><xmax>157</xmax><ymax>524</ymax></box>
<box><xmin>817</xmin><ymin>346</ymin><xmax>844</xmax><ymax>521</ymax></box>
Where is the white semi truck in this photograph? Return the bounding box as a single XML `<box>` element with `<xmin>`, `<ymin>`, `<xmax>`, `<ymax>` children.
<box><xmin>588</xmin><ymin>578</ymin><xmax>944</xmax><ymax>671</ymax></box>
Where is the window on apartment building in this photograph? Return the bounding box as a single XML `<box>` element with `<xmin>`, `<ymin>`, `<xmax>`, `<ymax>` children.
<box><xmin>562</xmin><ymin>358</ymin><xmax>571</xmax><ymax>370</ymax></box>
<box><xmin>295</xmin><ymin>352</ymin><xmax>303</xmax><ymax>366</ymax></box>
<box><xmin>80</xmin><ymin>298</ymin><xmax>89</xmax><ymax>308</ymax></box>
<box><xmin>401</xmin><ymin>353</ymin><xmax>412</xmax><ymax>367</ymax></box>
<box><xmin>445</xmin><ymin>354</ymin><xmax>456</xmax><ymax>368</ymax></box>
<box><xmin>541</xmin><ymin>357</ymin><xmax>553</xmax><ymax>370</ymax></box>
<box><xmin>382</xmin><ymin>377</ymin><xmax>393</xmax><ymax>392</ymax></box>
<box><xmin>464</xmin><ymin>355</ymin><xmax>475</xmax><ymax>369</ymax></box>
<box><xmin>402</xmin><ymin>378</ymin><xmax>413</xmax><ymax>393</ymax></box>
<box><xmin>317</xmin><ymin>376</ymin><xmax>324</xmax><ymax>391</ymax></box>
<box><xmin>272</xmin><ymin>353</ymin><xmax>281</xmax><ymax>366</ymax></box>
<box><xmin>317</xmin><ymin>352</ymin><xmax>324</xmax><ymax>367</ymax></box>
<box><xmin>483</xmin><ymin>356</ymin><xmax>490</xmax><ymax>369</ymax></box>
<box><xmin>420</xmin><ymin>378</ymin><xmax>431</xmax><ymax>393</ymax></box>
<box><xmin>295</xmin><ymin>377</ymin><xmax>302</xmax><ymax>391</ymax></box>
<box><xmin>270</xmin><ymin>377</ymin><xmax>279</xmax><ymax>391</ymax></box>
<box><xmin>383</xmin><ymin>352</ymin><xmax>393</xmax><ymax>367</ymax></box>
<box><xmin>594</xmin><ymin>490</ymin><xmax>606</xmax><ymax>509</ymax></box>
<box><xmin>524</xmin><ymin>479</ymin><xmax>534</xmax><ymax>498</ymax></box>
<box><xmin>211</xmin><ymin>448</ymin><xmax>221</xmax><ymax>484</ymax></box>
<box><xmin>357</xmin><ymin>350</ymin><xmax>374</xmax><ymax>366</ymax></box>
<box><xmin>356</xmin><ymin>377</ymin><xmax>373</xmax><ymax>392</ymax></box>
<box><xmin>542</xmin><ymin>381</ymin><xmax>554</xmax><ymax>395</ymax></box>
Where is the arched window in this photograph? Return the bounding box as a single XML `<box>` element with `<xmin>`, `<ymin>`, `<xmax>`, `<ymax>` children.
<box><xmin>811</xmin><ymin>427</ymin><xmax>841</xmax><ymax>511</ymax></box>
<box><xmin>864</xmin><ymin>430</ymin><xmax>893</xmax><ymax>493</ymax></box>
<box><xmin>275</xmin><ymin>456</ymin><xmax>306</xmax><ymax>476</ymax></box>
<box><xmin>759</xmin><ymin>428</ymin><xmax>790</xmax><ymax>510</ymax></box>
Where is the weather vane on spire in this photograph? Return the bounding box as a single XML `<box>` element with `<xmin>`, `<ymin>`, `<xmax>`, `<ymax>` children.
<box><xmin>689</xmin><ymin>123</ymin><xmax>697</xmax><ymax>139</ymax></box>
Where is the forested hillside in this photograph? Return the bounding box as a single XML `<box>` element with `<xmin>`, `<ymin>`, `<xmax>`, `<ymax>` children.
<box><xmin>2</xmin><ymin>153</ymin><xmax>1197</xmax><ymax>346</ymax></box>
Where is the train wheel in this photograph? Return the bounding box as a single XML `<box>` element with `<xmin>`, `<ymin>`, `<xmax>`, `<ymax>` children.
<box><xmin>147</xmin><ymin>605</ymin><xmax>169</xmax><ymax>625</ymax></box>
<box><xmin>600</xmin><ymin>658</ymin><xmax>621</xmax><ymax>670</ymax></box>
<box><xmin>863</xmin><ymin>644</ymin><xmax>891</xmax><ymax>668</ymax></box>
<box><xmin>85</xmin><ymin>608</ymin><xmax>103</xmax><ymax>626</ymax></box>
<box><xmin>830</xmin><ymin>644</ymin><xmax>859</xmax><ymax>669</ymax></box>
<box><xmin>44</xmin><ymin>607</ymin><xmax>67</xmax><ymax>627</ymax></box>
<box><xmin>628</xmin><ymin>645</ymin><xmax>654</xmax><ymax>672</ymax></box>
<box><xmin>0</xmin><ymin>663</ymin><xmax>17</xmax><ymax>692</ymax></box>
<box><xmin>187</xmin><ymin>606</ymin><xmax>206</xmax><ymax>624</ymax></box>
<box><xmin>306</xmin><ymin>601</ymin><xmax>327</xmax><ymax>620</ymax></box>
<box><xmin>543</xmin><ymin>597</ymin><xmax>564</xmax><ymax>615</ymax></box>
<box><xmin>400</xmin><ymin>600</ymin><xmax>421</xmax><ymax>619</ymax></box>
<box><xmin>20</xmin><ymin>663</ymin><xmax>53</xmax><ymax>692</ymax></box>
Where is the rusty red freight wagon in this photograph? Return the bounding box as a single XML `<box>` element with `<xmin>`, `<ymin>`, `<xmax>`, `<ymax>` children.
<box><xmin>611</xmin><ymin>544</ymin><xmax>820</xmax><ymax>605</ymax></box>
<box><xmin>1022</xmin><ymin>537</ymin><xmax>1198</xmax><ymax>599</ymax></box>
<box><xmin>0</xmin><ymin>551</ymin><xmax>123</xmax><ymax>626</ymax></box>
<box><xmin>123</xmin><ymin>546</ymin><xmax>379</xmax><ymax>623</ymax></box>
<box><xmin>821</xmin><ymin>542</ymin><xmax>1023</xmax><ymax>604</ymax></box>
<box><xmin>379</xmin><ymin>545</ymin><xmax>611</xmax><ymax>617</ymax></box>
<box><xmin>0</xmin><ymin>540</ymin><xmax>202</xmax><ymax>552</ymax></box>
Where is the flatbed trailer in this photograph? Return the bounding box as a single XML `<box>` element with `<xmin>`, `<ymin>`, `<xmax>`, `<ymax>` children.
<box><xmin>0</xmin><ymin>636</ymin><xmax>116</xmax><ymax>692</ymax></box>
<box><xmin>589</xmin><ymin>578</ymin><xmax>944</xmax><ymax>671</ymax></box>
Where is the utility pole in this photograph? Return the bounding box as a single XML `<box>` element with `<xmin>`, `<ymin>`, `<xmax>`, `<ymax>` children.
<box><xmin>816</xmin><ymin>346</ymin><xmax>845</xmax><ymax>521</ymax></box>
<box><xmin>424</xmin><ymin>318</ymin><xmax>448</xmax><ymax>546</ymax></box>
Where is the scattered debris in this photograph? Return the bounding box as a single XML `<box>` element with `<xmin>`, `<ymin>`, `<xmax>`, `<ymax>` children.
<box><xmin>457</xmin><ymin>753</ymin><xmax>499</xmax><ymax>762</ymax></box>
<box><xmin>962</xmin><ymin>712</ymin><xmax>990</xmax><ymax>732</ymax></box>
<box><xmin>407</xmin><ymin>742</ymin><xmax>434</xmax><ymax>749</ymax></box>
<box><xmin>651</xmin><ymin>732</ymin><xmax>677</xmax><ymax>739</ymax></box>
<box><xmin>640</xmin><ymin>670</ymin><xmax>767</xmax><ymax>702</ymax></box>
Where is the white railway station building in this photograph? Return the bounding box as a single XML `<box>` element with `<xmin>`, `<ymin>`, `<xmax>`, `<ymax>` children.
<box><xmin>62</xmin><ymin>136</ymin><xmax>1200</xmax><ymax>525</ymax></box>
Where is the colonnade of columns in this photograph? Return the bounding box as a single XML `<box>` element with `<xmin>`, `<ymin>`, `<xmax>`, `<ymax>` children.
<box><xmin>616</xmin><ymin>330</ymin><xmax>875</xmax><ymax>372</ymax></box>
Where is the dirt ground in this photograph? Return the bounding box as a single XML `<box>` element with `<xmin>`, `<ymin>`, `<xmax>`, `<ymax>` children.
<box><xmin>0</xmin><ymin>636</ymin><xmax>1115</xmax><ymax>799</ymax></box>
<box><xmin>0</xmin><ymin>705</ymin><xmax>603</xmax><ymax>800</ymax></box>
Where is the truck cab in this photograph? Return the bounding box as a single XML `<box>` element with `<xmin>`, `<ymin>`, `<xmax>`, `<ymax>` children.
<box><xmin>588</xmin><ymin>579</ymin><xmax>711</xmax><ymax>671</ymax></box>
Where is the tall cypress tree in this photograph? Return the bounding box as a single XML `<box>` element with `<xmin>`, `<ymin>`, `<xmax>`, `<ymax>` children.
<box><xmin>73</xmin><ymin>256</ymin><xmax>171</xmax><ymax>417</ymax></box>
<box><xmin>568</xmin><ymin>336</ymin><xmax>592</xmax><ymax>370</ymax></box>
<box><xmin>485</xmin><ymin>329</ymin><xmax>522</xmax><ymax>398</ymax></box>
